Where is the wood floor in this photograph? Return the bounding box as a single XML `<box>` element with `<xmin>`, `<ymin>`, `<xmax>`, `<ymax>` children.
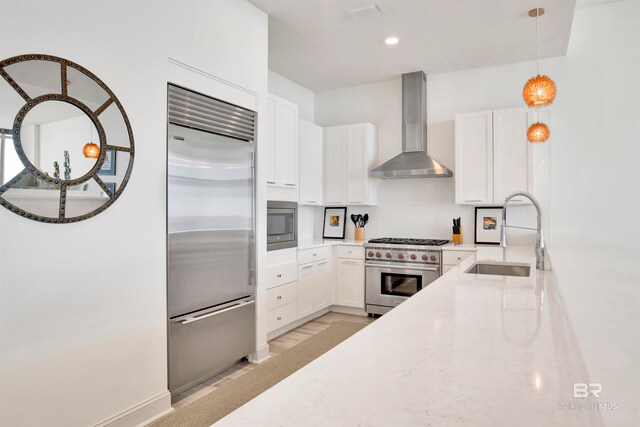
<box><xmin>172</xmin><ymin>312</ymin><xmax>375</xmax><ymax>409</ymax></box>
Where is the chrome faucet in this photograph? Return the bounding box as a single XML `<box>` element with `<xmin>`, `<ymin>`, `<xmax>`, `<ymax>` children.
<box><xmin>500</xmin><ymin>191</ymin><xmax>545</xmax><ymax>270</ymax></box>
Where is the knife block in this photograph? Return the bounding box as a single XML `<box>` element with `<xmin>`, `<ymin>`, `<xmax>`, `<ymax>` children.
<box><xmin>452</xmin><ymin>226</ymin><xmax>462</xmax><ymax>244</ymax></box>
<box><xmin>354</xmin><ymin>227</ymin><xmax>364</xmax><ymax>241</ymax></box>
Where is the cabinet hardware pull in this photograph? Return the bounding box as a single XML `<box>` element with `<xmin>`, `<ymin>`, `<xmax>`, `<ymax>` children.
<box><xmin>465</xmin><ymin>199</ymin><xmax>482</xmax><ymax>202</ymax></box>
<box><xmin>277</xmin><ymin>316</ymin><xmax>282</xmax><ymax>320</ymax></box>
<box><xmin>306</xmin><ymin>200</ymin><xmax>317</xmax><ymax>203</ymax></box>
<box><xmin>284</xmin><ymin>183</ymin><xmax>296</xmax><ymax>187</ymax></box>
<box><xmin>277</xmin><ymin>274</ymin><xmax>282</xmax><ymax>278</ymax></box>
<box><xmin>267</xmin><ymin>181</ymin><xmax>276</xmax><ymax>184</ymax></box>
<box><xmin>302</xmin><ymin>265</ymin><xmax>313</xmax><ymax>270</ymax></box>
<box><xmin>277</xmin><ymin>296</ymin><xmax>282</xmax><ymax>299</ymax></box>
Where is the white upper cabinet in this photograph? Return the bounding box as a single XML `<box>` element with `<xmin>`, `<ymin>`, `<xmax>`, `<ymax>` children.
<box><xmin>265</xmin><ymin>96</ymin><xmax>277</xmax><ymax>185</ymax></box>
<box><xmin>266</xmin><ymin>93</ymin><xmax>298</xmax><ymax>189</ymax></box>
<box><xmin>455</xmin><ymin>107</ymin><xmax>549</xmax><ymax>205</ymax></box>
<box><xmin>455</xmin><ymin>110</ymin><xmax>493</xmax><ymax>204</ymax></box>
<box><xmin>493</xmin><ymin>108</ymin><xmax>533</xmax><ymax>204</ymax></box>
<box><xmin>324</xmin><ymin>126</ymin><xmax>347</xmax><ymax>204</ymax></box>
<box><xmin>298</xmin><ymin>120</ymin><xmax>323</xmax><ymax>205</ymax></box>
<box><xmin>324</xmin><ymin>123</ymin><xmax>378</xmax><ymax>206</ymax></box>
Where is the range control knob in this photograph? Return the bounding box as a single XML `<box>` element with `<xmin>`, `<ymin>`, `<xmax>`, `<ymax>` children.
<box><xmin>422</xmin><ymin>254</ymin><xmax>428</xmax><ymax>261</ymax></box>
<box><xmin>376</xmin><ymin>252</ymin><xmax>382</xmax><ymax>258</ymax></box>
<box><xmin>410</xmin><ymin>254</ymin><xmax>417</xmax><ymax>260</ymax></box>
<box><xmin>397</xmin><ymin>253</ymin><xmax>404</xmax><ymax>260</ymax></box>
<box><xmin>368</xmin><ymin>251</ymin><xmax>374</xmax><ymax>257</ymax></box>
<box><xmin>430</xmin><ymin>255</ymin><xmax>437</xmax><ymax>262</ymax></box>
<box><xmin>386</xmin><ymin>253</ymin><xmax>392</xmax><ymax>259</ymax></box>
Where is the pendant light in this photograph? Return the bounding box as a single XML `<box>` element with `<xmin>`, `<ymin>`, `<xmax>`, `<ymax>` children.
<box><xmin>83</xmin><ymin>121</ymin><xmax>100</xmax><ymax>158</ymax></box>
<box><xmin>524</xmin><ymin>1</ymin><xmax>554</xmax><ymax>143</ymax></box>
<box><xmin>527</xmin><ymin>122</ymin><xmax>550</xmax><ymax>143</ymax></box>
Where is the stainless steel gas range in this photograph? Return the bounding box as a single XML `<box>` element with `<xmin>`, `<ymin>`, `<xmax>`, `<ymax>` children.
<box><xmin>365</xmin><ymin>238</ymin><xmax>449</xmax><ymax>315</ymax></box>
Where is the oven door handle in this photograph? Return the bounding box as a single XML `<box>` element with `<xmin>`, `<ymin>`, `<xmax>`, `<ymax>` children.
<box><xmin>365</xmin><ymin>263</ymin><xmax>439</xmax><ymax>272</ymax></box>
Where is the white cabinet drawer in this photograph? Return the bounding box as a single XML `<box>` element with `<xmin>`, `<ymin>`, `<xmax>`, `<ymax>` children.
<box><xmin>336</xmin><ymin>245</ymin><xmax>364</xmax><ymax>259</ymax></box>
<box><xmin>298</xmin><ymin>246</ymin><xmax>330</xmax><ymax>264</ymax></box>
<box><xmin>266</xmin><ymin>281</ymin><xmax>298</xmax><ymax>311</ymax></box>
<box><xmin>267</xmin><ymin>302</ymin><xmax>298</xmax><ymax>333</ymax></box>
<box><xmin>442</xmin><ymin>250</ymin><xmax>476</xmax><ymax>266</ymax></box>
<box><xmin>266</xmin><ymin>261</ymin><xmax>297</xmax><ymax>289</ymax></box>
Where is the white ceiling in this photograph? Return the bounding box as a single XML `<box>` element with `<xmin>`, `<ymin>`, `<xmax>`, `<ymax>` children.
<box><xmin>249</xmin><ymin>0</ymin><xmax>577</xmax><ymax>91</ymax></box>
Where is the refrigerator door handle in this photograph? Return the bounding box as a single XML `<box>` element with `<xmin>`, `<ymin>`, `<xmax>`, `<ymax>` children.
<box><xmin>174</xmin><ymin>300</ymin><xmax>255</xmax><ymax>326</ymax></box>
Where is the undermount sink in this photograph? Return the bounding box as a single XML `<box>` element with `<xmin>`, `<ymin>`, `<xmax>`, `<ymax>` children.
<box><xmin>464</xmin><ymin>261</ymin><xmax>531</xmax><ymax>277</ymax></box>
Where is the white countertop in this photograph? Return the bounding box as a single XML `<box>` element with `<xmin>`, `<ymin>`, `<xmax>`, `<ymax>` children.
<box><xmin>297</xmin><ymin>238</ymin><xmax>365</xmax><ymax>250</ymax></box>
<box><xmin>216</xmin><ymin>241</ymin><xmax>636</xmax><ymax>426</ymax></box>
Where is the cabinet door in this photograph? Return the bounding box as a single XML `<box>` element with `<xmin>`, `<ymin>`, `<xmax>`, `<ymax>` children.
<box><xmin>493</xmin><ymin>108</ymin><xmax>532</xmax><ymax>204</ymax></box>
<box><xmin>265</xmin><ymin>96</ymin><xmax>276</xmax><ymax>185</ymax></box>
<box><xmin>455</xmin><ymin>111</ymin><xmax>493</xmax><ymax>204</ymax></box>
<box><xmin>297</xmin><ymin>263</ymin><xmax>315</xmax><ymax>319</ymax></box>
<box><xmin>335</xmin><ymin>258</ymin><xmax>364</xmax><ymax>308</ymax></box>
<box><xmin>274</xmin><ymin>100</ymin><xmax>297</xmax><ymax>187</ymax></box>
<box><xmin>346</xmin><ymin>124</ymin><xmax>367</xmax><ymax>204</ymax></box>
<box><xmin>299</xmin><ymin>120</ymin><xmax>322</xmax><ymax>205</ymax></box>
<box><xmin>324</xmin><ymin>126</ymin><xmax>347</xmax><ymax>204</ymax></box>
<box><xmin>314</xmin><ymin>260</ymin><xmax>331</xmax><ymax>311</ymax></box>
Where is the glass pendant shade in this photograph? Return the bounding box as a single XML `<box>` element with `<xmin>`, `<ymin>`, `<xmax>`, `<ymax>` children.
<box><xmin>83</xmin><ymin>142</ymin><xmax>100</xmax><ymax>158</ymax></box>
<box><xmin>523</xmin><ymin>74</ymin><xmax>556</xmax><ymax>107</ymax></box>
<box><xmin>527</xmin><ymin>122</ymin><xmax>550</xmax><ymax>143</ymax></box>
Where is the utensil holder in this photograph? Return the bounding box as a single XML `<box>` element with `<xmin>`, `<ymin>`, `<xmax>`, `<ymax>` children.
<box><xmin>355</xmin><ymin>227</ymin><xmax>364</xmax><ymax>241</ymax></box>
<box><xmin>452</xmin><ymin>226</ymin><xmax>462</xmax><ymax>244</ymax></box>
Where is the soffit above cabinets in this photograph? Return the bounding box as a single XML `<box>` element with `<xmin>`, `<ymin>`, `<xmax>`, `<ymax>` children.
<box><xmin>249</xmin><ymin>0</ymin><xmax>576</xmax><ymax>91</ymax></box>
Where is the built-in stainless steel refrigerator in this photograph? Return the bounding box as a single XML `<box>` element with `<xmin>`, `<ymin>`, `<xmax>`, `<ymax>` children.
<box><xmin>167</xmin><ymin>84</ymin><xmax>255</xmax><ymax>395</ymax></box>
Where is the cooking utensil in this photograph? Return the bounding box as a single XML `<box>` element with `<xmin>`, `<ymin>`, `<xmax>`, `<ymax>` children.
<box><xmin>350</xmin><ymin>214</ymin><xmax>359</xmax><ymax>226</ymax></box>
<box><xmin>362</xmin><ymin>214</ymin><xmax>369</xmax><ymax>226</ymax></box>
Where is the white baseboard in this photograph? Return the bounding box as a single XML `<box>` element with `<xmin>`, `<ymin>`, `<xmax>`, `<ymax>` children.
<box><xmin>329</xmin><ymin>305</ymin><xmax>368</xmax><ymax>316</ymax></box>
<box><xmin>93</xmin><ymin>391</ymin><xmax>173</xmax><ymax>427</ymax></box>
<box><xmin>248</xmin><ymin>343</ymin><xmax>271</xmax><ymax>364</ymax></box>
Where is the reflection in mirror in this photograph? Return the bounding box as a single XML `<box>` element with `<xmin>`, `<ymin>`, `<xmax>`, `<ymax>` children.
<box><xmin>66</xmin><ymin>67</ymin><xmax>110</xmax><ymax>111</ymax></box>
<box><xmin>0</xmin><ymin>76</ymin><xmax>27</xmax><ymax>130</ymax></box>
<box><xmin>100</xmin><ymin>102</ymin><xmax>130</xmax><ymax>148</ymax></box>
<box><xmin>64</xmin><ymin>182</ymin><xmax>110</xmax><ymax>218</ymax></box>
<box><xmin>1</xmin><ymin>178</ymin><xmax>61</xmax><ymax>219</ymax></box>
<box><xmin>96</xmin><ymin>151</ymin><xmax>131</xmax><ymax>196</ymax></box>
<box><xmin>1</xmin><ymin>134</ymin><xmax>22</xmax><ymax>186</ymax></box>
<box><xmin>3</xmin><ymin>60</ymin><xmax>61</xmax><ymax>99</ymax></box>
<box><xmin>20</xmin><ymin>101</ymin><xmax>99</xmax><ymax>180</ymax></box>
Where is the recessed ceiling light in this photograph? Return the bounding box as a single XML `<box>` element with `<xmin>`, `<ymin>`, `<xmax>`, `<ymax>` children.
<box><xmin>385</xmin><ymin>37</ymin><xmax>399</xmax><ymax>46</ymax></box>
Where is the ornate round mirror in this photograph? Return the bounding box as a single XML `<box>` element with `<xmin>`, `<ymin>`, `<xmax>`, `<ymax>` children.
<box><xmin>0</xmin><ymin>54</ymin><xmax>134</xmax><ymax>223</ymax></box>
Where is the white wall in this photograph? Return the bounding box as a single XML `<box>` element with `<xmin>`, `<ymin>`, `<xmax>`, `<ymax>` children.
<box><xmin>549</xmin><ymin>0</ymin><xmax>639</xmax><ymax>249</ymax></box>
<box><xmin>268</xmin><ymin>70</ymin><xmax>315</xmax><ymax>122</ymax></box>
<box><xmin>0</xmin><ymin>1</ymin><xmax>268</xmax><ymax>426</ymax></box>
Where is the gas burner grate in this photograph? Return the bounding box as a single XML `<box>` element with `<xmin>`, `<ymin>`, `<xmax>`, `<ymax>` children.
<box><xmin>368</xmin><ymin>238</ymin><xmax>450</xmax><ymax>246</ymax></box>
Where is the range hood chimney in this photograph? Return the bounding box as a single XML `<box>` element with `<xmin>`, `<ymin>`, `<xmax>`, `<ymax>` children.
<box><xmin>370</xmin><ymin>71</ymin><xmax>453</xmax><ymax>178</ymax></box>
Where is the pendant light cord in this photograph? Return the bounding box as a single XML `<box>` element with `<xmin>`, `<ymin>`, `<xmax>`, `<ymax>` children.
<box><xmin>536</xmin><ymin>0</ymin><xmax>540</xmax><ymax>76</ymax></box>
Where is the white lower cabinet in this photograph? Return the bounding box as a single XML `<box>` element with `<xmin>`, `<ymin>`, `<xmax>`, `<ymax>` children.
<box><xmin>335</xmin><ymin>257</ymin><xmax>365</xmax><ymax>308</ymax></box>
<box><xmin>442</xmin><ymin>249</ymin><xmax>476</xmax><ymax>273</ymax></box>
<box><xmin>297</xmin><ymin>250</ymin><xmax>332</xmax><ymax>319</ymax></box>
<box><xmin>267</xmin><ymin>301</ymin><xmax>298</xmax><ymax>333</ymax></box>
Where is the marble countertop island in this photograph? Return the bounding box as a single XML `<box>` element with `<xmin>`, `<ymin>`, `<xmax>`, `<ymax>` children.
<box><xmin>216</xmin><ymin>241</ymin><xmax>637</xmax><ymax>426</ymax></box>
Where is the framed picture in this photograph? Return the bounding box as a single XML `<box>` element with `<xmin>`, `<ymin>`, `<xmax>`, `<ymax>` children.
<box><xmin>98</xmin><ymin>149</ymin><xmax>116</xmax><ymax>176</ymax></box>
<box><xmin>103</xmin><ymin>182</ymin><xmax>116</xmax><ymax>195</ymax></box>
<box><xmin>474</xmin><ymin>206</ymin><xmax>504</xmax><ymax>245</ymax></box>
<box><xmin>322</xmin><ymin>207</ymin><xmax>347</xmax><ymax>239</ymax></box>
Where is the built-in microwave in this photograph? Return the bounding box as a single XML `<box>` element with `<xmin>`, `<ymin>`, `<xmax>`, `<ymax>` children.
<box><xmin>267</xmin><ymin>201</ymin><xmax>297</xmax><ymax>251</ymax></box>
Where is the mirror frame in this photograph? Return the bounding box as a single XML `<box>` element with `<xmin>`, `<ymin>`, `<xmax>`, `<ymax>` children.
<box><xmin>0</xmin><ymin>54</ymin><xmax>135</xmax><ymax>223</ymax></box>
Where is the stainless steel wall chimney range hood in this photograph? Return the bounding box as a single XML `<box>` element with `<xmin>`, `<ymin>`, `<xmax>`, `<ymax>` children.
<box><xmin>370</xmin><ymin>71</ymin><xmax>453</xmax><ymax>178</ymax></box>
